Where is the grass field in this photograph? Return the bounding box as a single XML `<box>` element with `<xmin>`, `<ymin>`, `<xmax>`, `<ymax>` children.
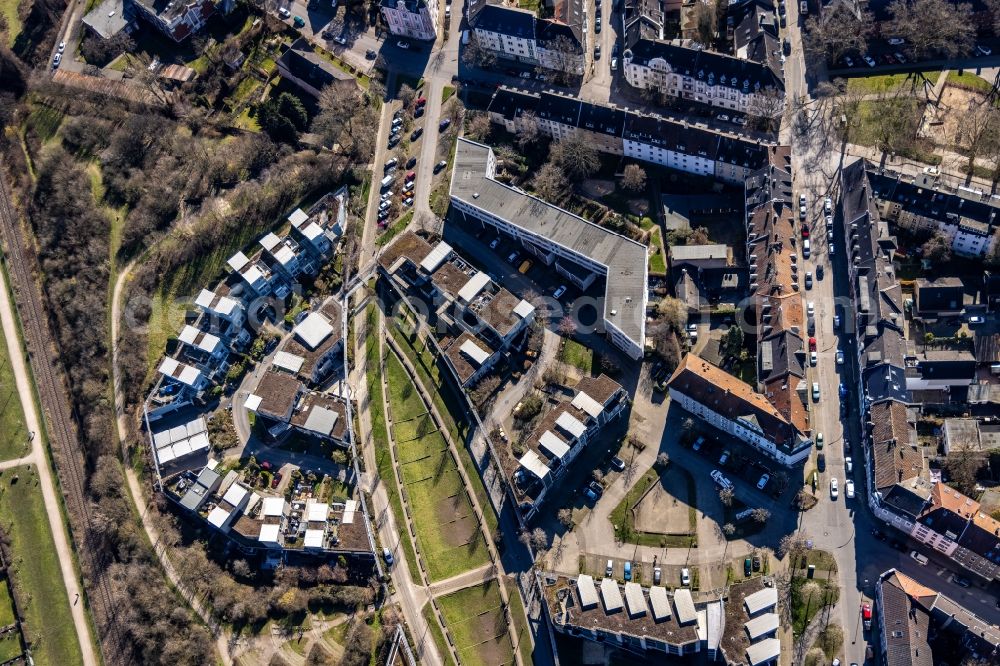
<box><xmin>948</xmin><ymin>71</ymin><xmax>994</xmax><ymax>93</ymax></box>
<box><xmin>437</xmin><ymin>581</ymin><xmax>514</xmax><ymax>666</ymax></box>
<box><xmin>0</xmin><ymin>466</ymin><xmax>83</xmax><ymax>666</ymax></box>
<box><xmin>0</xmin><ymin>0</ymin><xmax>21</xmax><ymax>46</ymax></box>
<box><xmin>0</xmin><ymin>583</ymin><xmax>16</xmax><ymax>627</ymax></box>
<box><xmin>389</xmin><ymin>316</ymin><xmax>499</xmax><ymax>535</ymax></box>
<box><xmin>559</xmin><ymin>338</ymin><xmax>594</xmax><ymax>374</ymax></box>
<box><xmin>503</xmin><ymin>578</ymin><xmax>534</xmax><ymax>666</ymax></box>
<box><xmin>0</xmin><ymin>632</ymin><xmax>21</xmax><ymax>663</ymax></box>
<box><xmin>385</xmin><ymin>352</ymin><xmax>489</xmax><ymax>582</ymax></box>
<box><xmin>0</xmin><ymin>320</ymin><xmax>30</xmax><ymax>461</ymax></box>
<box><xmin>421</xmin><ymin>602</ymin><xmax>457</xmax><ymax>666</ymax></box>
<box><xmin>845</xmin><ymin>70</ymin><xmax>940</xmax><ymax>94</ymax></box>
<box><xmin>362</xmin><ymin>303</ymin><xmax>421</xmax><ymax>581</ymax></box>
<box><xmin>846</xmin><ymin>99</ymin><xmax>941</xmax><ymax>166</ymax></box>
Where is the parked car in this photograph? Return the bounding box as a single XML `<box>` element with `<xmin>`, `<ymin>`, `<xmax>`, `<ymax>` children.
<box><xmin>810</xmin><ymin>351</ymin><xmax>818</xmax><ymax>366</ymax></box>
<box><xmin>910</xmin><ymin>550</ymin><xmax>929</xmax><ymax>565</ymax></box>
<box><xmin>803</xmin><ymin>238</ymin><xmax>811</xmax><ymax>257</ymax></box>
<box><xmin>553</xmin><ymin>285</ymin><xmax>567</xmax><ymax>299</ymax></box>
<box><xmin>711</xmin><ymin>469</ymin><xmax>734</xmax><ymax>491</ymax></box>
<box><xmin>953</xmin><ymin>575</ymin><xmax>972</xmax><ymax>588</ymax></box>
<box><xmin>894</xmin><ymin>52</ymin><xmax>907</xmax><ymax>63</ymax></box>
<box><xmin>403</xmin><ymin>197</ymin><xmax>414</xmax><ymax>207</ymax></box>
<box><xmin>717</xmin><ymin>114</ymin><xmax>731</xmax><ymax>123</ymax></box>
<box><xmin>384</xmin><ymin>156</ymin><xmax>398</xmax><ymax>169</ymax></box>
<box><xmin>489</xmin><ymin>238</ymin><xmax>500</xmax><ymax>249</ymax></box>
<box><xmin>411</xmin><ymin>128</ymin><xmax>423</xmax><ymax>141</ymax></box>
<box><xmin>744</xmin><ymin>558</ymin><xmax>752</xmax><ymax>577</ymax></box>
<box><xmin>862</xmin><ymin>602</ymin><xmax>872</xmax><ymax>630</ymax></box>
<box><xmin>624</xmin><ymin>561</ymin><xmax>632</xmax><ymax>581</ymax></box>
<box><xmin>292</xmin><ymin>15</ymin><xmax>305</xmax><ymax>27</ymax></box>
<box><xmin>278</xmin><ymin>7</ymin><xmax>290</xmax><ymax>17</ymax></box>
<box><xmin>887</xmin><ymin>37</ymin><xmax>905</xmax><ymax>45</ymax></box>
<box><xmin>845</xmin><ymin>480</ymin><xmax>855</xmax><ymax>498</ymax></box>
<box><xmin>653</xmin><ymin>566</ymin><xmax>662</xmax><ymax>585</ymax></box>
<box><xmin>843</xmin><ymin>56</ymin><xmax>854</xmax><ymax>68</ymax></box>
<box><xmin>718</xmin><ymin>450</ymin><xmax>730</xmax><ymax>466</ymax></box>
<box><xmin>863</xmin><ymin>54</ymin><xmax>876</xmax><ymax>67</ymax></box>
<box><xmin>830</xmin><ymin>477</ymin><xmax>839</xmax><ymax>499</ymax></box>
<box><xmin>52</xmin><ymin>53</ymin><xmax>61</xmax><ymax>67</ymax></box>
<box><xmin>752</xmin><ymin>556</ymin><xmax>761</xmax><ymax>571</ymax></box>
<box><xmin>809</xmin><ymin>336</ymin><xmax>817</xmax><ymax>352</ymax></box>
<box><xmin>588</xmin><ymin>481</ymin><xmax>604</xmax><ymax>497</ymax></box>
<box><xmin>595</xmin><ymin>45</ymin><xmax>601</xmax><ymax>60</ymax></box>
<box><xmin>366</xmin><ymin>49</ymin><xmax>377</xmax><ymax>59</ymax></box>
<box><xmin>434</xmin><ymin>159</ymin><xmax>448</xmax><ymax>173</ymax></box>
<box><xmin>845</xmin><ymin>456</ymin><xmax>853</xmax><ymax>473</ymax></box>
<box><xmin>681</xmin><ymin>568</ymin><xmax>690</xmax><ymax>586</ymax></box>
<box><xmin>610</xmin><ymin>455</ymin><xmax>625</xmax><ymax>471</ymax></box>
<box><xmin>824</xmin><ymin>196</ymin><xmax>831</xmax><ymax>214</ymax></box>
<box><xmin>816</xmin><ymin>432</ymin><xmax>824</xmax><ymax>449</ymax></box>
<box><xmin>271</xmin><ymin>472</ymin><xmax>282</xmax><ymax>488</ymax></box>
<box><xmin>397</xmin><ymin>40</ymin><xmax>410</xmax><ymax>49</ymax></box>
<box><xmin>439</xmin><ymin>118</ymin><xmax>451</xmax><ymax>131</ymax></box>
<box><xmin>507</xmin><ymin>251</ymin><xmax>519</xmax><ymax>264</ymax></box>
<box><xmin>58</xmin><ymin>41</ymin><xmax>65</xmax><ymax>52</ymax></box>
<box><xmin>606</xmin><ymin>559</ymin><xmax>613</xmax><ymax>577</ymax></box>
<box><xmin>813</xmin><ymin>382</ymin><xmax>821</xmax><ymax>401</ymax></box>
<box><xmin>383</xmin><ymin>547</ymin><xmax>394</xmax><ymax>566</ymax></box>
<box><xmin>406</xmin><ymin>156</ymin><xmax>417</xmax><ymax>169</ymax></box>
<box><xmin>757</xmin><ymin>474</ymin><xmax>770</xmax><ymax>490</ymax></box>
<box><xmin>693</xmin><ymin>436</ymin><xmax>705</xmax><ymax>451</ymax></box>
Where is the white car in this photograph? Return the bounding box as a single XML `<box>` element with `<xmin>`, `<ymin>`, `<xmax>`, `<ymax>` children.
<box><xmin>830</xmin><ymin>477</ymin><xmax>839</xmax><ymax>499</ymax></box>
<box><xmin>717</xmin><ymin>114</ymin><xmax>731</xmax><ymax>122</ymax></box>
<box><xmin>757</xmin><ymin>473</ymin><xmax>770</xmax><ymax>490</ymax></box>
<box><xmin>681</xmin><ymin>568</ymin><xmax>690</xmax><ymax>586</ymax></box>
<box><xmin>58</xmin><ymin>41</ymin><xmax>66</xmax><ymax>53</ymax></box>
<box><xmin>843</xmin><ymin>56</ymin><xmax>854</xmax><ymax>68</ymax></box>
<box><xmin>519</xmin><ymin>71</ymin><xmax>532</xmax><ymax>78</ymax></box>
<box><xmin>887</xmin><ymin>37</ymin><xmax>905</xmax><ymax>45</ymax></box>
<box><xmin>828</xmin><ymin>229</ymin><xmax>834</xmax><ymax>241</ymax></box>
<box><xmin>611</xmin><ymin>56</ymin><xmax>618</xmax><ymax>69</ymax></box>
<box><xmin>52</xmin><ymin>53</ymin><xmax>61</xmax><ymax>67</ymax></box>
<box><xmin>812</xmin><ymin>382</ymin><xmax>821</xmax><ymax>401</ymax></box>
<box><xmin>836</xmin><ymin>350</ymin><xmax>844</xmax><ymax>365</ymax></box>
<box><xmin>845</xmin><ymin>480</ymin><xmax>855</xmax><ymax>499</ymax></box>
<box><xmin>807</xmin><ymin>301</ymin><xmax>815</xmax><ymax>317</ymax></box>
<box><xmin>823</xmin><ymin>196</ymin><xmax>831</xmax><ymax>214</ymax></box>
<box><xmin>396</xmin><ymin>40</ymin><xmax>411</xmax><ymax>49</ymax></box>
<box><xmin>829</xmin><ymin>243</ymin><xmax>835</xmax><ymax>255</ymax></box>
<box><xmin>278</xmin><ymin>7</ymin><xmax>291</xmax><ymax>17</ymax></box>
<box><xmin>863</xmin><ymin>55</ymin><xmax>876</xmax><ymax>67</ymax></box>
<box><xmin>810</xmin><ymin>351</ymin><xmax>817</xmax><ymax>366</ymax></box>
<box><xmin>553</xmin><ymin>285</ymin><xmax>567</xmax><ymax>299</ymax></box>
<box><xmin>845</xmin><ymin>456</ymin><xmax>853</xmax><ymax>473</ymax></box>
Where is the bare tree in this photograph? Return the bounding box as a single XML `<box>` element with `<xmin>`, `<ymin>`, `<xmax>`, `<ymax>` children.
<box><xmin>621</xmin><ymin>164</ymin><xmax>647</xmax><ymax>192</ymax></box>
<box><xmin>550</xmin><ymin>132</ymin><xmax>600</xmax><ymax>180</ymax></box>
<box><xmin>746</xmin><ymin>87</ymin><xmax>785</xmax><ymax>133</ymax></box>
<box><xmin>692</xmin><ymin>0</ymin><xmax>717</xmax><ymax>46</ymax></box>
<box><xmin>592</xmin><ymin>469</ymin><xmax>605</xmax><ymax>485</ymax></box>
<box><xmin>466</xmin><ymin>112</ymin><xmax>492</xmax><ymax>141</ymax></box>
<box><xmin>558</xmin><ymin>316</ymin><xmax>577</xmax><ymax>337</ymax></box>
<box><xmin>803</xmin><ymin>5</ymin><xmax>872</xmax><ymax>63</ymax></box>
<box><xmin>538</xmin><ymin>35</ymin><xmax>582</xmax><ymax>86</ymax></box>
<box><xmin>532</xmin><ymin>162</ymin><xmax>570</xmax><ymax>202</ymax></box>
<box><xmin>957</xmin><ymin>99</ymin><xmax>1000</xmax><ymax>176</ymax></box>
<box><xmin>778</xmin><ymin>533</ymin><xmax>810</xmax><ymax>559</ymax></box>
<box><xmin>718</xmin><ymin>487</ymin><xmax>734</xmax><ymax>507</ymax></box>
<box><xmin>655</xmin><ymin>452</ymin><xmax>669</xmax><ymax>468</ymax></box>
<box><xmin>722</xmin><ymin>523</ymin><xmax>736</xmax><ymax>537</ymax></box>
<box><xmin>656</xmin><ymin>296</ymin><xmax>688</xmax><ymax>332</ymax></box>
<box><xmin>557</xmin><ymin>508</ymin><xmax>574</xmax><ymax>527</ymax></box>
<box><xmin>516</xmin><ymin>110</ymin><xmax>541</xmax><ymax>150</ymax></box>
<box><xmin>886</xmin><ymin>0</ymin><xmax>975</xmax><ymax>60</ymax></box>
<box><xmin>462</xmin><ymin>33</ymin><xmax>497</xmax><ymax>69</ymax></box>
<box><xmin>397</xmin><ymin>83</ymin><xmax>417</xmax><ymax>108</ymax></box>
<box><xmin>751</xmin><ymin>507</ymin><xmax>771</xmax><ymax>524</ymax></box>
<box><xmin>921</xmin><ymin>232</ymin><xmax>952</xmax><ymax>265</ymax></box>
<box><xmin>944</xmin><ymin>448</ymin><xmax>982</xmax><ymax>496</ymax></box>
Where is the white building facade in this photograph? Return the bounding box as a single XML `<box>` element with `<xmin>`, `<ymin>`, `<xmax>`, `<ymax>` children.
<box><xmin>380</xmin><ymin>0</ymin><xmax>437</xmax><ymax>41</ymax></box>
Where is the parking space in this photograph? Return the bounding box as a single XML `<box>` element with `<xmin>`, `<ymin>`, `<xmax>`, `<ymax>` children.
<box><xmin>682</xmin><ymin>428</ymin><xmax>792</xmax><ymax>505</ymax></box>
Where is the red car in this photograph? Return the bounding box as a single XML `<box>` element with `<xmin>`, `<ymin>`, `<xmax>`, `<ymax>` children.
<box><xmin>809</xmin><ymin>337</ymin><xmax>817</xmax><ymax>352</ymax></box>
<box><xmin>414</xmin><ymin>97</ymin><xmax>427</xmax><ymax>107</ymax></box>
<box><xmin>802</xmin><ymin>225</ymin><xmax>810</xmax><ymax>238</ymax></box>
<box><xmin>271</xmin><ymin>472</ymin><xmax>282</xmax><ymax>489</ymax></box>
<box><xmin>862</xmin><ymin>602</ymin><xmax>872</xmax><ymax>630</ymax></box>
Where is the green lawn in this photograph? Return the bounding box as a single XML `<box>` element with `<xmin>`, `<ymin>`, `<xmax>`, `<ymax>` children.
<box><xmin>791</xmin><ymin>576</ymin><xmax>840</xmax><ymax>635</ymax></box>
<box><xmin>0</xmin><ymin>583</ymin><xmax>16</xmax><ymax>627</ymax></box>
<box><xmin>503</xmin><ymin>578</ymin><xmax>534</xmax><ymax>666</ymax></box>
<box><xmin>441</xmin><ymin>86</ymin><xmax>456</xmax><ymax>104</ymax></box>
<box><xmin>436</xmin><ymin>581</ymin><xmax>514</xmax><ymax>666</ymax></box>
<box><xmin>845</xmin><ymin>70</ymin><xmax>940</xmax><ymax>94</ymax></box>
<box><xmin>846</xmin><ymin>99</ymin><xmax>941</xmax><ymax>166</ymax></box>
<box><xmin>0</xmin><ymin>466</ymin><xmax>83</xmax><ymax>666</ymax></box>
<box><xmin>362</xmin><ymin>304</ymin><xmax>421</xmax><ymax>581</ymax></box>
<box><xmin>0</xmin><ymin>0</ymin><xmax>20</xmax><ymax>46</ymax></box>
<box><xmin>0</xmin><ymin>632</ymin><xmax>21</xmax><ymax>663</ymax></box>
<box><xmin>559</xmin><ymin>338</ymin><xmax>594</xmax><ymax>374</ymax></box>
<box><xmin>421</xmin><ymin>602</ymin><xmax>457</xmax><ymax>666</ymax></box>
<box><xmin>388</xmin><ymin>316</ymin><xmax>499</xmax><ymax>536</ymax></box>
<box><xmin>517</xmin><ymin>0</ymin><xmax>540</xmax><ymax>11</ymax></box>
<box><xmin>376</xmin><ymin>211</ymin><xmax>413</xmax><ymax>247</ymax></box>
<box><xmin>949</xmin><ymin>71</ymin><xmax>994</xmax><ymax>93</ymax></box>
<box><xmin>385</xmin><ymin>352</ymin><xmax>489</xmax><ymax>582</ymax></box>
<box><xmin>0</xmin><ymin>320</ymin><xmax>30</xmax><ymax>461</ymax></box>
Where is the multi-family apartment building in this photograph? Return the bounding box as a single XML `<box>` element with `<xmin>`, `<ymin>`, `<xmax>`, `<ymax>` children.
<box><xmin>378</xmin><ymin>231</ymin><xmax>536</xmax><ymax>386</ymax></box>
<box><xmin>513</xmin><ymin>376</ymin><xmax>628</xmax><ymax>520</ymax></box>
<box><xmin>469</xmin><ymin>2</ymin><xmax>585</xmax><ymax>75</ymax></box>
<box><xmin>487</xmin><ymin>87</ymin><xmax>772</xmax><ymax>185</ymax></box>
<box><xmin>130</xmin><ymin>0</ymin><xmax>232</xmax><ymax>42</ymax></box>
<box><xmin>380</xmin><ymin>0</ymin><xmax>437</xmax><ymax>41</ymax></box>
<box><xmin>276</xmin><ymin>38</ymin><xmax>358</xmax><ymax>100</ymax></box>
<box><xmin>876</xmin><ymin>569</ymin><xmax>1000</xmax><ymax>666</ymax></box>
<box><xmin>245</xmin><ymin>370</ymin><xmax>350</xmax><ymax>446</ymax></box>
<box><xmin>869</xmin><ymin>166</ymin><xmax>1000</xmax><ymax>258</ymax></box>
<box><xmin>666</xmin><ymin>353</ymin><xmax>812</xmax><ymax>465</ymax></box>
<box><xmin>622</xmin><ymin>39</ymin><xmax>784</xmax><ymax>113</ymax></box>
<box><xmin>449</xmin><ymin>137</ymin><xmax>648</xmax><ymax>359</ymax></box>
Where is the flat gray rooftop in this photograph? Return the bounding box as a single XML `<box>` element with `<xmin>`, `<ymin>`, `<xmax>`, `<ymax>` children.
<box><xmin>451</xmin><ymin>139</ymin><xmax>647</xmax><ymax>345</ymax></box>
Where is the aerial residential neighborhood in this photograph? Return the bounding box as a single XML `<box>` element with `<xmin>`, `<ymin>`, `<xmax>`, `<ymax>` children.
<box><xmin>6</xmin><ymin>0</ymin><xmax>1000</xmax><ymax>664</ymax></box>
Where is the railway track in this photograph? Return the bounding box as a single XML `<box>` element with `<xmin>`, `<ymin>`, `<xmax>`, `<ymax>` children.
<box><xmin>0</xmin><ymin>175</ymin><xmax>125</xmax><ymax>664</ymax></box>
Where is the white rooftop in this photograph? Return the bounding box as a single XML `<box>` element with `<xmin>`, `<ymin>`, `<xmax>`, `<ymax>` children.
<box><xmin>273</xmin><ymin>244</ymin><xmax>296</xmax><ymax>266</ymax></box>
<box><xmin>207</xmin><ymin>505</ymin><xmax>231</xmax><ymax>528</ymax></box>
<box><xmin>539</xmin><ymin>430</ymin><xmax>570</xmax><ymax>460</ymax></box>
<box><xmin>273</xmin><ymin>350</ymin><xmax>305</xmax><ymax>373</ymax></box>
<box><xmin>242</xmin><ymin>264</ymin><xmax>265</xmax><ymax>287</ymax></box>
<box><xmin>258</xmin><ymin>523</ymin><xmax>281</xmax><ymax>543</ymax></box>
<box><xmin>577</xmin><ymin>574</ymin><xmax>598</xmax><ymax>609</ymax></box>
<box><xmin>623</xmin><ymin>582</ymin><xmax>646</xmax><ymax>618</ymax></box>
<box><xmin>301</xmin><ymin>221</ymin><xmax>324</xmax><ymax>241</ymax></box>
<box><xmin>420</xmin><ymin>240</ymin><xmax>452</xmax><ymax>273</ymax></box>
<box><xmin>746</xmin><ymin>638</ymin><xmax>781</xmax><ymax>666</ymax></box>
<box><xmin>178</xmin><ymin>325</ymin><xmax>221</xmax><ymax>354</ymax></box>
<box><xmin>673</xmin><ymin>588</ymin><xmax>696</xmax><ymax>625</ymax></box>
<box><xmin>288</xmin><ymin>208</ymin><xmax>309</xmax><ymax>228</ymax></box>
<box><xmin>158</xmin><ymin>357</ymin><xmax>203</xmax><ymax>387</ymax></box>
<box><xmin>555</xmin><ymin>411</ymin><xmax>587</xmax><ymax>440</ymax></box>
<box><xmin>513</xmin><ymin>299</ymin><xmax>535</xmax><ymax>319</ymax></box>
<box><xmin>459</xmin><ymin>338</ymin><xmax>490</xmax><ymax>366</ymax></box>
<box><xmin>744</xmin><ymin>587</ymin><xmax>778</xmax><ymax>615</ymax></box>
<box><xmin>303</xmin><ymin>406</ymin><xmax>340</xmax><ymax>436</ymax></box>
<box><xmin>295</xmin><ymin>312</ymin><xmax>334</xmax><ymax>350</ymax></box>
<box><xmin>260</xmin><ymin>232</ymin><xmax>281</xmax><ymax>252</ymax></box>
<box><xmin>518</xmin><ymin>450</ymin><xmax>550</xmax><ymax>480</ymax></box>
<box><xmin>306</xmin><ymin>501</ymin><xmax>329</xmax><ymax>522</ymax></box>
<box><xmin>745</xmin><ymin>612</ymin><xmax>779</xmax><ymax>640</ymax></box>
<box><xmin>343</xmin><ymin>499</ymin><xmax>357</xmax><ymax>524</ymax></box>
<box><xmin>304</xmin><ymin>528</ymin><xmax>325</xmax><ymax>549</ymax></box>
<box><xmin>222</xmin><ymin>483</ymin><xmax>249</xmax><ymax>507</ymax></box>
<box><xmin>648</xmin><ymin>586</ymin><xmax>671</xmax><ymax>620</ymax></box>
<box><xmin>571</xmin><ymin>390</ymin><xmax>604</xmax><ymax>419</ymax></box>
<box><xmin>195</xmin><ymin>289</ymin><xmax>238</xmax><ymax>316</ymax></box>
<box><xmin>227</xmin><ymin>251</ymin><xmax>250</xmax><ymax>272</ymax></box>
<box><xmin>261</xmin><ymin>496</ymin><xmax>286</xmax><ymax>517</ymax></box>
<box><xmin>600</xmin><ymin>577</ymin><xmax>623</xmax><ymax>612</ymax></box>
<box><xmin>457</xmin><ymin>271</ymin><xmax>490</xmax><ymax>303</ymax></box>
<box><xmin>244</xmin><ymin>393</ymin><xmax>263</xmax><ymax>412</ymax></box>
